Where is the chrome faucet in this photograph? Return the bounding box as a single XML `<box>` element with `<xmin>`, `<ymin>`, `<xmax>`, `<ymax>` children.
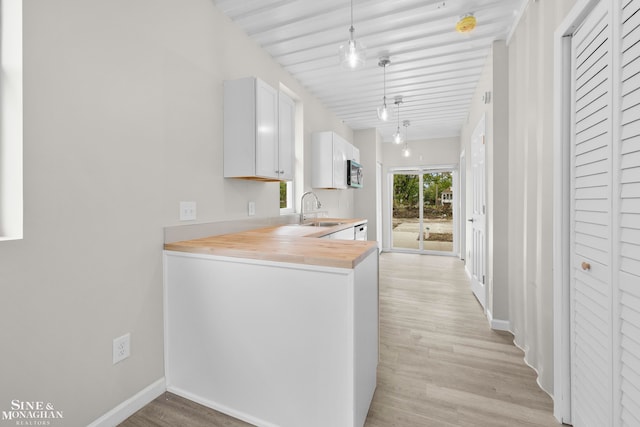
<box><xmin>300</xmin><ymin>191</ymin><xmax>322</xmax><ymax>223</ymax></box>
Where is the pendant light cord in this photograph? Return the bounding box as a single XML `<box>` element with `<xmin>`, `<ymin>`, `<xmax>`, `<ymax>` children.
<box><xmin>383</xmin><ymin>64</ymin><xmax>387</xmax><ymax>105</ymax></box>
<box><xmin>349</xmin><ymin>0</ymin><xmax>355</xmax><ymax>40</ymax></box>
<box><xmin>351</xmin><ymin>0</ymin><xmax>354</xmax><ymax>28</ymax></box>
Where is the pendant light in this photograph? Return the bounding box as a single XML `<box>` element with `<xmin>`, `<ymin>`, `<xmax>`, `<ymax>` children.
<box><xmin>377</xmin><ymin>57</ymin><xmax>391</xmax><ymax>121</ymax></box>
<box><xmin>401</xmin><ymin>120</ymin><xmax>411</xmax><ymax>157</ymax></box>
<box><xmin>339</xmin><ymin>0</ymin><xmax>366</xmax><ymax>70</ymax></box>
<box><xmin>392</xmin><ymin>96</ymin><xmax>404</xmax><ymax>144</ymax></box>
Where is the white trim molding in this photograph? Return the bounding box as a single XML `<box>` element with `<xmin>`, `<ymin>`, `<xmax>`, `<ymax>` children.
<box><xmin>87</xmin><ymin>378</ymin><xmax>165</xmax><ymax>427</ymax></box>
<box><xmin>487</xmin><ymin>309</ymin><xmax>511</xmax><ymax>331</ymax></box>
<box><xmin>167</xmin><ymin>386</ymin><xmax>280</xmax><ymax>427</ymax></box>
<box><xmin>0</xmin><ymin>0</ymin><xmax>24</xmax><ymax>240</ymax></box>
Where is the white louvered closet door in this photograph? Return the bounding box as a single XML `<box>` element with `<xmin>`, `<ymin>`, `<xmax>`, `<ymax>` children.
<box><xmin>570</xmin><ymin>1</ymin><xmax>614</xmax><ymax>426</ymax></box>
<box><xmin>618</xmin><ymin>1</ymin><xmax>640</xmax><ymax>425</ymax></box>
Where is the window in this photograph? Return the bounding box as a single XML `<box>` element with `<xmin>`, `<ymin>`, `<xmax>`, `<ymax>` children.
<box><xmin>0</xmin><ymin>0</ymin><xmax>24</xmax><ymax>240</ymax></box>
<box><xmin>278</xmin><ymin>84</ymin><xmax>300</xmax><ymax>216</ymax></box>
<box><xmin>280</xmin><ymin>181</ymin><xmax>294</xmax><ymax>212</ymax></box>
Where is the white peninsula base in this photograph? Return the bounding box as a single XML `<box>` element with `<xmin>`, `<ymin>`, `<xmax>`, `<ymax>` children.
<box><xmin>163</xmin><ymin>250</ymin><xmax>378</xmax><ymax>427</ymax></box>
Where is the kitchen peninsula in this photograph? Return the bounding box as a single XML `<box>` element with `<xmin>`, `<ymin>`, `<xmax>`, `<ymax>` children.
<box><xmin>163</xmin><ymin>219</ymin><xmax>378</xmax><ymax>427</ymax></box>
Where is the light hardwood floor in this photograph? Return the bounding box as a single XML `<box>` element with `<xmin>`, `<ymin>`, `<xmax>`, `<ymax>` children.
<box><xmin>120</xmin><ymin>253</ymin><xmax>561</xmax><ymax>427</ymax></box>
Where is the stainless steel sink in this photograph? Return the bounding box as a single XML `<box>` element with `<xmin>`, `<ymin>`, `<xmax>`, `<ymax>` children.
<box><xmin>301</xmin><ymin>221</ymin><xmax>344</xmax><ymax>227</ymax></box>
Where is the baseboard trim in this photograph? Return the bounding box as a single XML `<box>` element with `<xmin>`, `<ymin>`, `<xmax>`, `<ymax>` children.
<box><xmin>88</xmin><ymin>378</ymin><xmax>165</xmax><ymax>427</ymax></box>
<box><xmin>486</xmin><ymin>309</ymin><xmax>511</xmax><ymax>331</ymax></box>
<box><xmin>491</xmin><ymin>318</ymin><xmax>511</xmax><ymax>331</ymax></box>
<box><xmin>167</xmin><ymin>386</ymin><xmax>279</xmax><ymax>427</ymax></box>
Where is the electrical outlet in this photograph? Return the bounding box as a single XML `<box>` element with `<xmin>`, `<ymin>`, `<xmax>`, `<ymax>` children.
<box><xmin>113</xmin><ymin>333</ymin><xmax>130</xmax><ymax>365</ymax></box>
<box><xmin>248</xmin><ymin>201</ymin><xmax>256</xmax><ymax>216</ymax></box>
<box><xmin>179</xmin><ymin>201</ymin><xmax>196</xmax><ymax>221</ymax></box>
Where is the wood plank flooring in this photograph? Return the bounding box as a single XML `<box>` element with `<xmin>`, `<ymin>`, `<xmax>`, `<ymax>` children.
<box><xmin>120</xmin><ymin>253</ymin><xmax>560</xmax><ymax>427</ymax></box>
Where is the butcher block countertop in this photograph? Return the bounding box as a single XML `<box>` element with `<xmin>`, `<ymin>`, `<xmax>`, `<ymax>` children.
<box><xmin>163</xmin><ymin>218</ymin><xmax>376</xmax><ymax>269</ymax></box>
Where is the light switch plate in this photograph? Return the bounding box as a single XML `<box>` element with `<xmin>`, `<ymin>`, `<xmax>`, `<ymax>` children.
<box><xmin>248</xmin><ymin>201</ymin><xmax>256</xmax><ymax>216</ymax></box>
<box><xmin>180</xmin><ymin>201</ymin><xmax>196</xmax><ymax>221</ymax></box>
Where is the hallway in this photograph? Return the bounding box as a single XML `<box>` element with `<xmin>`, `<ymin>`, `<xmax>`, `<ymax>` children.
<box><xmin>364</xmin><ymin>253</ymin><xmax>558</xmax><ymax>426</ymax></box>
<box><xmin>121</xmin><ymin>253</ymin><xmax>559</xmax><ymax>426</ymax></box>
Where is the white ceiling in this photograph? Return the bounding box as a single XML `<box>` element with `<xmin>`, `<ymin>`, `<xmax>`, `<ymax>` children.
<box><xmin>213</xmin><ymin>0</ymin><xmax>526</xmax><ymax>142</ymax></box>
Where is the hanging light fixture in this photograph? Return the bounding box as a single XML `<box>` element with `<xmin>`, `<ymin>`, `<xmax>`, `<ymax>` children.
<box><xmin>401</xmin><ymin>120</ymin><xmax>411</xmax><ymax>157</ymax></box>
<box><xmin>392</xmin><ymin>96</ymin><xmax>404</xmax><ymax>144</ymax></box>
<box><xmin>377</xmin><ymin>57</ymin><xmax>391</xmax><ymax>121</ymax></box>
<box><xmin>339</xmin><ymin>0</ymin><xmax>366</xmax><ymax>69</ymax></box>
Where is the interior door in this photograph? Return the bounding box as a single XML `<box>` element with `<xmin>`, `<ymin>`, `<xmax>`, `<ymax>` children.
<box><xmin>569</xmin><ymin>1</ymin><xmax>613</xmax><ymax>425</ymax></box>
<box><xmin>470</xmin><ymin>116</ymin><xmax>486</xmax><ymax>309</ymax></box>
<box><xmin>616</xmin><ymin>0</ymin><xmax>640</xmax><ymax>424</ymax></box>
<box><xmin>376</xmin><ymin>162</ymin><xmax>383</xmax><ymax>252</ymax></box>
<box><xmin>460</xmin><ymin>151</ymin><xmax>466</xmax><ymax>261</ymax></box>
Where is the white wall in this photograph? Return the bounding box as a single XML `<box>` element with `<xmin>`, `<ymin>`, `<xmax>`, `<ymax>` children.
<box><xmin>353</xmin><ymin>129</ymin><xmax>382</xmax><ymax>242</ymax></box>
<box><xmin>0</xmin><ymin>1</ymin><xmax>354</xmax><ymax>425</ymax></box>
<box><xmin>382</xmin><ymin>137</ymin><xmax>460</xmax><ymax>168</ymax></box>
<box><xmin>459</xmin><ymin>0</ymin><xmax>576</xmax><ymax>396</ymax></box>
<box><xmin>380</xmin><ymin>137</ymin><xmax>460</xmax><ymax>250</ymax></box>
<box><xmin>505</xmin><ymin>0</ymin><xmax>576</xmax><ymax>395</ymax></box>
<box><xmin>460</xmin><ymin>41</ymin><xmax>510</xmax><ymax>323</ymax></box>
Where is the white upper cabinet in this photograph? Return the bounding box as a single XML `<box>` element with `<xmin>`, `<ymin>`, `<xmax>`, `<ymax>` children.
<box><xmin>352</xmin><ymin>145</ymin><xmax>360</xmax><ymax>164</ymax></box>
<box><xmin>278</xmin><ymin>91</ymin><xmax>295</xmax><ymax>181</ymax></box>
<box><xmin>224</xmin><ymin>77</ymin><xmax>294</xmax><ymax>181</ymax></box>
<box><xmin>311</xmin><ymin>131</ymin><xmax>353</xmax><ymax>189</ymax></box>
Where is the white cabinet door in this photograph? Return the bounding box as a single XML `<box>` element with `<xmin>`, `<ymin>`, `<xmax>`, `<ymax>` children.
<box><xmin>223</xmin><ymin>77</ymin><xmax>279</xmax><ymax>180</ymax></box>
<box><xmin>332</xmin><ymin>135</ymin><xmax>348</xmax><ymax>189</ymax></box>
<box><xmin>352</xmin><ymin>145</ymin><xmax>360</xmax><ymax>164</ymax></box>
<box><xmin>278</xmin><ymin>92</ymin><xmax>295</xmax><ymax>181</ymax></box>
<box><xmin>329</xmin><ymin>227</ymin><xmax>355</xmax><ymax>240</ymax></box>
<box><xmin>255</xmin><ymin>79</ymin><xmax>279</xmax><ymax>179</ymax></box>
<box><xmin>312</xmin><ymin>131</ymin><xmax>349</xmax><ymax>189</ymax></box>
<box><xmin>311</xmin><ymin>132</ymin><xmax>334</xmax><ymax>188</ymax></box>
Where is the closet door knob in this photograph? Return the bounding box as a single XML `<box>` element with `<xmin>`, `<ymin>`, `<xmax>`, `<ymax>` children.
<box><xmin>581</xmin><ymin>262</ymin><xmax>591</xmax><ymax>271</ymax></box>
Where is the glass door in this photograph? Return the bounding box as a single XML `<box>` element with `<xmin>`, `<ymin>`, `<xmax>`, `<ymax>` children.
<box><xmin>391</xmin><ymin>169</ymin><xmax>455</xmax><ymax>254</ymax></box>
<box><xmin>391</xmin><ymin>173</ymin><xmax>422</xmax><ymax>251</ymax></box>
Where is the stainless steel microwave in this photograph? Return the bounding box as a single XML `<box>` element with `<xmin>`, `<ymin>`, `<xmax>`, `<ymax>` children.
<box><xmin>347</xmin><ymin>160</ymin><xmax>363</xmax><ymax>188</ymax></box>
